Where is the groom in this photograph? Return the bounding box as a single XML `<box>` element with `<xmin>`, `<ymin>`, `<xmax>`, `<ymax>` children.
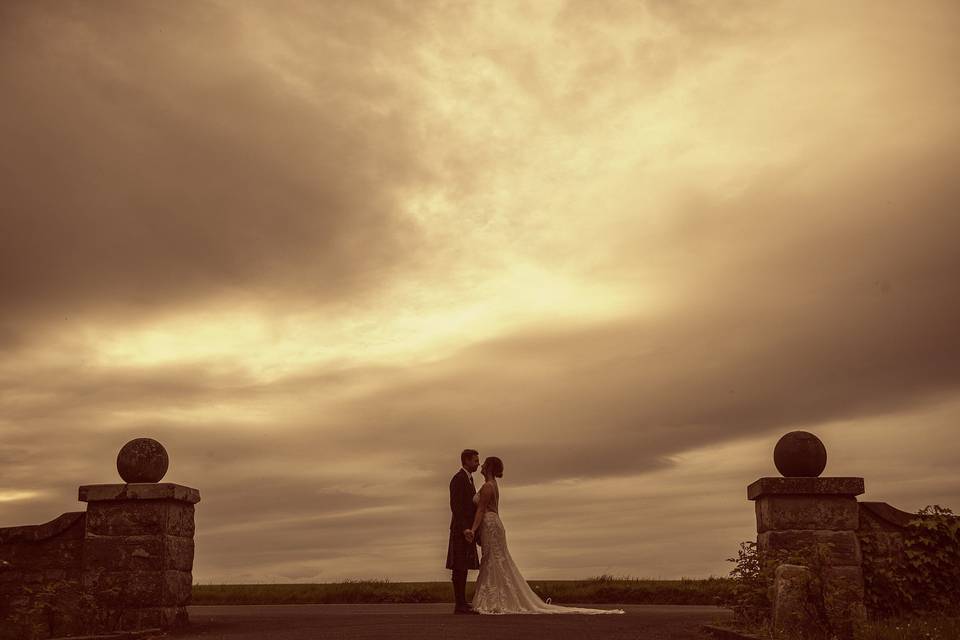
<box><xmin>446</xmin><ymin>448</ymin><xmax>481</xmax><ymax>614</ymax></box>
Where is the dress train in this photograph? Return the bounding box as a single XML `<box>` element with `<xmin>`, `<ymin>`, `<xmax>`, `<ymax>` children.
<box><xmin>471</xmin><ymin>511</ymin><xmax>625</xmax><ymax>615</ymax></box>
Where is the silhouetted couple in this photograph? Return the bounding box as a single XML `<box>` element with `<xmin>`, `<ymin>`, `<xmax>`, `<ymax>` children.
<box><xmin>446</xmin><ymin>448</ymin><xmax>625</xmax><ymax>615</ymax></box>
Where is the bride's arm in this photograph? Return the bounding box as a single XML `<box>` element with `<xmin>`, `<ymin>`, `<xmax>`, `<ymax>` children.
<box><xmin>469</xmin><ymin>484</ymin><xmax>493</xmax><ymax>538</ymax></box>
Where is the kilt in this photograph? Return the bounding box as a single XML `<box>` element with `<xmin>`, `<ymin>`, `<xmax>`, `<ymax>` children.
<box><xmin>445</xmin><ymin>528</ymin><xmax>480</xmax><ymax>571</ymax></box>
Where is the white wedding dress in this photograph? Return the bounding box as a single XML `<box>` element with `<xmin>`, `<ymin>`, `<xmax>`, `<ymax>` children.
<box><xmin>470</xmin><ymin>482</ymin><xmax>625</xmax><ymax>615</ymax></box>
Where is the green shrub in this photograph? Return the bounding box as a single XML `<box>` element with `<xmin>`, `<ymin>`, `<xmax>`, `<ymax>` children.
<box><xmin>861</xmin><ymin>504</ymin><xmax>960</xmax><ymax>618</ymax></box>
<box><xmin>725</xmin><ymin>539</ymin><xmax>835</xmax><ymax>637</ymax></box>
<box><xmin>902</xmin><ymin>505</ymin><xmax>960</xmax><ymax>615</ymax></box>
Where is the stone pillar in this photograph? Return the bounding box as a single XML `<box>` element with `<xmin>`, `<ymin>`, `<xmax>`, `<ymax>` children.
<box><xmin>78</xmin><ymin>438</ymin><xmax>200</xmax><ymax>634</ymax></box>
<box><xmin>772</xmin><ymin>564</ymin><xmax>819</xmax><ymax>637</ymax></box>
<box><xmin>748</xmin><ymin>431</ymin><xmax>867</xmax><ymax>639</ymax></box>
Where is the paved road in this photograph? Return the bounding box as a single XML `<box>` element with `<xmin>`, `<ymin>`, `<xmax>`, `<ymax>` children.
<box><xmin>167</xmin><ymin>603</ymin><xmax>731</xmax><ymax>640</ymax></box>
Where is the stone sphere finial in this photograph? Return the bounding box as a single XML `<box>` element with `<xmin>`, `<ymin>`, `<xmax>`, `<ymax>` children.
<box><xmin>773</xmin><ymin>430</ymin><xmax>827</xmax><ymax>477</ymax></box>
<box><xmin>117</xmin><ymin>437</ymin><xmax>169</xmax><ymax>483</ymax></box>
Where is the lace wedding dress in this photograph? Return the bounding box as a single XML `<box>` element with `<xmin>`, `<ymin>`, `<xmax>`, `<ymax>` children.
<box><xmin>470</xmin><ymin>483</ymin><xmax>625</xmax><ymax>615</ymax></box>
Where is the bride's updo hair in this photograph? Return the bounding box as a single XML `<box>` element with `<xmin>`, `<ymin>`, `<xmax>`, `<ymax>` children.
<box><xmin>483</xmin><ymin>456</ymin><xmax>504</xmax><ymax>478</ymax></box>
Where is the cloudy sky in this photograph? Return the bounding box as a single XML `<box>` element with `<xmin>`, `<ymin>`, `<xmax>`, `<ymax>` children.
<box><xmin>2</xmin><ymin>0</ymin><xmax>958</xmax><ymax>584</ymax></box>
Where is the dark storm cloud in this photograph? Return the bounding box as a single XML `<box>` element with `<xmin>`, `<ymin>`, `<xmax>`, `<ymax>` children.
<box><xmin>0</xmin><ymin>363</ymin><xmax>246</xmax><ymax>423</ymax></box>
<box><xmin>303</xmin><ymin>143</ymin><xmax>960</xmax><ymax>484</ymax></box>
<box><xmin>0</xmin><ymin>1</ymin><xmax>430</xmax><ymax>341</ymax></box>
<box><xmin>2</xmin><ymin>0</ymin><xmax>958</xmax><ymax>583</ymax></box>
<box><xmin>3</xmin><ymin>141</ymin><xmax>958</xmax><ymax>491</ymax></box>
<box><xmin>6</xmin><ymin>132</ymin><xmax>957</xmax><ymax>490</ymax></box>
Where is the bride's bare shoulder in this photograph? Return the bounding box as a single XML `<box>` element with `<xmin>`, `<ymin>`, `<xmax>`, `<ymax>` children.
<box><xmin>479</xmin><ymin>481</ymin><xmax>496</xmax><ymax>493</ymax></box>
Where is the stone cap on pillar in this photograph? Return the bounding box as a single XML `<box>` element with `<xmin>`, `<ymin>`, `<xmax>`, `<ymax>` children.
<box><xmin>748</xmin><ymin>477</ymin><xmax>864</xmax><ymax>501</ymax></box>
<box><xmin>79</xmin><ymin>482</ymin><xmax>201</xmax><ymax>504</ymax></box>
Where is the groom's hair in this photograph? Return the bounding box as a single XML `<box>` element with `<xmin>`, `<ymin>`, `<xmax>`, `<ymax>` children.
<box><xmin>460</xmin><ymin>449</ymin><xmax>479</xmax><ymax>464</ymax></box>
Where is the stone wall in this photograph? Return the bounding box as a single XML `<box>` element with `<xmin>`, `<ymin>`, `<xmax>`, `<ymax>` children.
<box><xmin>0</xmin><ymin>438</ymin><xmax>199</xmax><ymax>639</ymax></box>
<box><xmin>749</xmin><ymin>476</ymin><xmax>867</xmax><ymax>639</ymax></box>
<box><xmin>79</xmin><ymin>483</ymin><xmax>199</xmax><ymax>633</ymax></box>
<box><xmin>0</xmin><ymin>483</ymin><xmax>199</xmax><ymax>639</ymax></box>
<box><xmin>856</xmin><ymin>501</ymin><xmax>919</xmax><ymax>617</ymax></box>
<box><xmin>750</xmin><ymin>431</ymin><xmax>960</xmax><ymax>637</ymax></box>
<box><xmin>857</xmin><ymin>501</ymin><xmax>911</xmax><ymax>567</ymax></box>
<box><xmin>0</xmin><ymin>512</ymin><xmax>88</xmax><ymax>639</ymax></box>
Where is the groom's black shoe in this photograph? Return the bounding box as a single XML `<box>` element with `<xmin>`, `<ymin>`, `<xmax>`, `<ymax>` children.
<box><xmin>453</xmin><ymin>604</ymin><xmax>480</xmax><ymax>615</ymax></box>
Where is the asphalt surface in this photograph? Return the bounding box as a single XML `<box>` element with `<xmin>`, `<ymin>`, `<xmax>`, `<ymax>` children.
<box><xmin>166</xmin><ymin>603</ymin><xmax>732</xmax><ymax>640</ymax></box>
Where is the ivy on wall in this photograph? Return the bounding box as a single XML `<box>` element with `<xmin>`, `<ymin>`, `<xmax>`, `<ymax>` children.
<box><xmin>862</xmin><ymin>505</ymin><xmax>960</xmax><ymax>616</ymax></box>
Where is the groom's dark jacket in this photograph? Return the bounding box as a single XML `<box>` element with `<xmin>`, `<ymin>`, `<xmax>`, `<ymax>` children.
<box><xmin>445</xmin><ymin>469</ymin><xmax>480</xmax><ymax>571</ymax></box>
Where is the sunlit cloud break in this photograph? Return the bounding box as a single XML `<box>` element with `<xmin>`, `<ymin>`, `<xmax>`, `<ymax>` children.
<box><xmin>1</xmin><ymin>0</ymin><xmax>958</xmax><ymax>583</ymax></box>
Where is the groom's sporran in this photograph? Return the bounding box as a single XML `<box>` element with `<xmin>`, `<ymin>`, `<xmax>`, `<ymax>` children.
<box><xmin>446</xmin><ymin>448</ymin><xmax>480</xmax><ymax>614</ymax></box>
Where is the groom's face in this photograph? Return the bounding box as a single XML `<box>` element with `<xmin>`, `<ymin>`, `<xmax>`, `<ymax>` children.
<box><xmin>464</xmin><ymin>454</ymin><xmax>480</xmax><ymax>472</ymax></box>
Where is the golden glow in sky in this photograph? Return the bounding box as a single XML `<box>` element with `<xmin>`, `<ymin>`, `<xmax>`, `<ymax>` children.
<box><xmin>1</xmin><ymin>0</ymin><xmax>958</xmax><ymax>582</ymax></box>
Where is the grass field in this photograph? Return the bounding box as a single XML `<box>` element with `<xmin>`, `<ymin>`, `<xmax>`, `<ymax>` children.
<box><xmin>191</xmin><ymin>575</ymin><xmax>735</xmax><ymax>606</ymax></box>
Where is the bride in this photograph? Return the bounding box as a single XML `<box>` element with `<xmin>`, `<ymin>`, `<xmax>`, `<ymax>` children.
<box><xmin>466</xmin><ymin>456</ymin><xmax>625</xmax><ymax>615</ymax></box>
